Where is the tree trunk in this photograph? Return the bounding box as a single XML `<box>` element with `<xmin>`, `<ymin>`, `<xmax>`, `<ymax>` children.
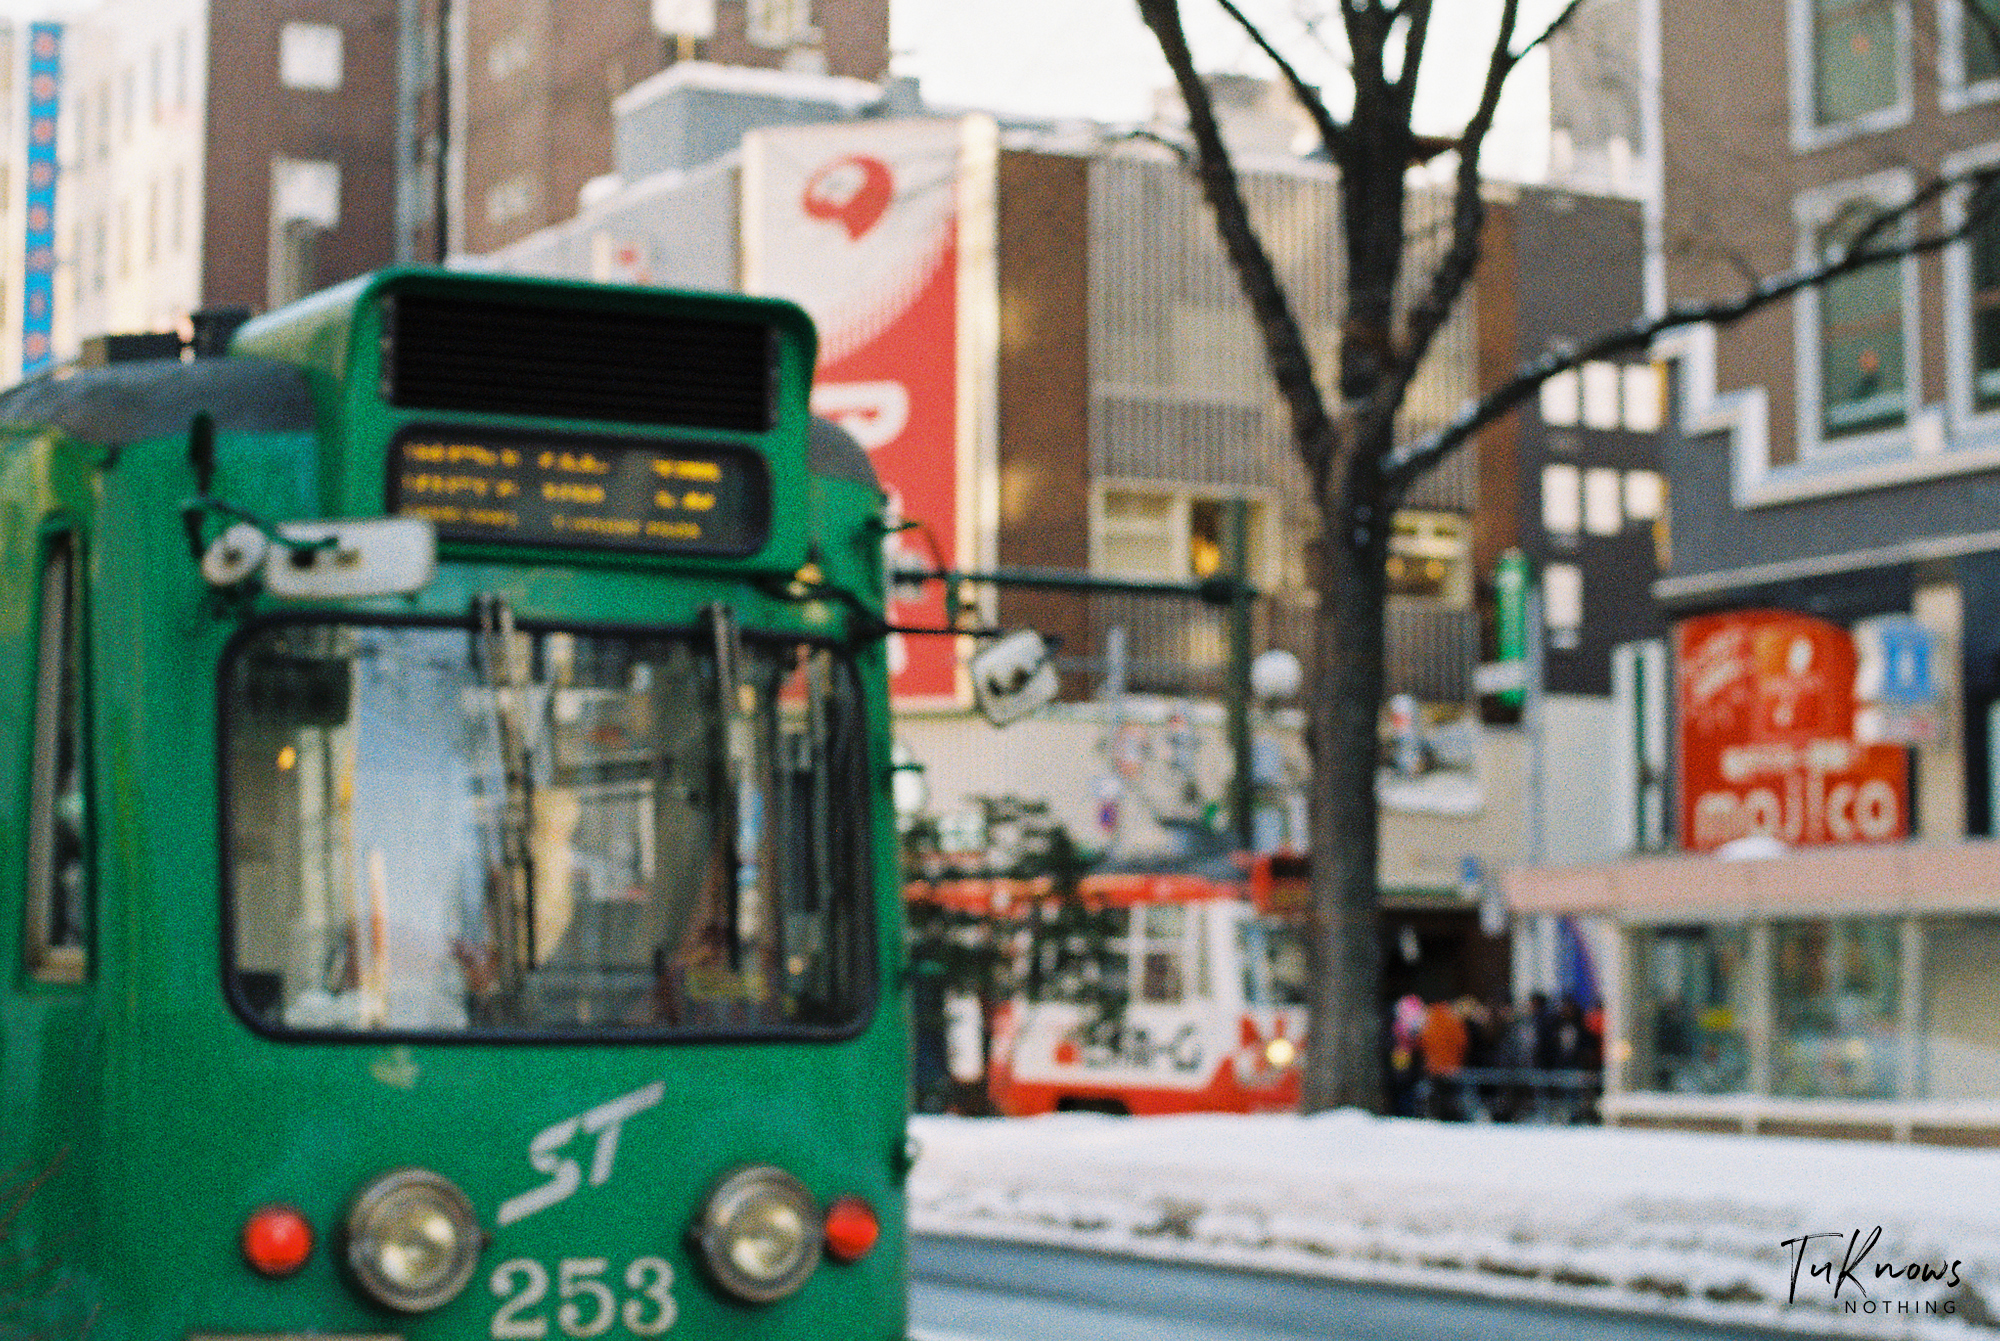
<box><xmin>1298</xmin><ymin>449</ymin><xmax>1393</xmax><ymax>1114</ymax></box>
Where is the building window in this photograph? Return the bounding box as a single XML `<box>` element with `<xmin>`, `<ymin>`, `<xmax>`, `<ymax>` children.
<box><xmin>1638</xmin><ymin>925</ymin><xmax>1752</xmax><ymax>1095</ymax></box>
<box><xmin>1543</xmin><ymin>562</ymin><xmax>1582</xmax><ymax>649</ymax></box>
<box><xmin>746</xmin><ymin>0</ymin><xmax>812</xmax><ymax>47</ymax></box>
<box><xmin>121</xmin><ymin>66</ymin><xmax>134</xmax><ymax>140</ymax></box>
<box><xmin>1536</xmin><ymin>360</ymin><xmax>1663</xmax><ymax>432</ymax></box>
<box><xmin>1791</xmin><ymin>0</ymin><xmax>1909</xmax><ymax>145</ymax></box>
<box><xmin>1094</xmin><ymin>486</ymin><xmax>1270</xmax><ymax>585</ymax></box>
<box><xmin>1968</xmin><ymin>178</ymin><xmax>2000</xmax><ymax>412</ymax></box>
<box><xmin>1582</xmin><ymin>467</ymin><xmax>1623</xmax><ymax>535</ymax></box>
<box><xmin>1772</xmin><ymin>917</ymin><xmax>1903</xmax><ymax>1100</ymax></box>
<box><xmin>281</xmin><ymin>23</ymin><xmax>343</xmax><ymax>91</ymax></box>
<box><xmin>1818</xmin><ymin>205</ymin><xmax>1906</xmax><ymax>435</ymax></box>
<box><xmin>1386</xmin><ymin>511</ymin><xmax>1469</xmax><ymax>607</ymax></box>
<box><xmin>171</xmin><ymin>165</ymin><xmax>184</xmax><ymax>253</ymax></box>
<box><xmin>484</xmin><ymin>173</ymin><xmax>539</xmax><ymax>227</ymax></box>
<box><xmin>1814</xmin><ymin>0</ymin><xmax>1900</xmax><ymax>123</ymax></box>
<box><xmin>149</xmin><ymin>43</ymin><xmax>162</xmax><ymax>121</ymax></box>
<box><xmin>1797</xmin><ymin>174</ymin><xmax>1915</xmax><ymax>449</ymax></box>
<box><xmin>146</xmin><ymin>180</ymin><xmax>158</xmax><ymax>265</ymax></box>
<box><xmin>26</xmin><ymin>534</ymin><xmax>89</xmax><ymax>983</ymax></box>
<box><xmin>1942</xmin><ymin>0</ymin><xmax>2000</xmax><ymax>101</ymax></box>
<box><xmin>268</xmin><ymin>158</ymin><xmax>341</xmax><ymax>306</ymax></box>
<box><xmin>1919</xmin><ymin>915</ymin><xmax>2000</xmax><ymax>1099</ymax></box>
<box><xmin>176</xmin><ymin>28</ymin><xmax>190</xmax><ymax>108</ymax></box>
<box><xmin>1542</xmin><ymin>462</ymin><xmax>1581</xmax><ymax>537</ymax></box>
<box><xmin>488</xmin><ymin>29</ymin><xmax>533</xmax><ymax>81</ymax></box>
<box><xmin>96</xmin><ymin>80</ymin><xmax>109</xmax><ymax>159</ymax></box>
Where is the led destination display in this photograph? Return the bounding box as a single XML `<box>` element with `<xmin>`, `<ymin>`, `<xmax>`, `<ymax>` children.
<box><xmin>389</xmin><ymin>431</ymin><xmax>769</xmax><ymax>555</ymax></box>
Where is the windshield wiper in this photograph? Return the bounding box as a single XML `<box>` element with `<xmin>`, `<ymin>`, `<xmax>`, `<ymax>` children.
<box><xmin>473</xmin><ymin>593</ymin><xmax>537</xmax><ymax>1019</ymax></box>
<box><xmin>707</xmin><ymin>604</ymin><xmax>751</xmax><ymax>974</ymax></box>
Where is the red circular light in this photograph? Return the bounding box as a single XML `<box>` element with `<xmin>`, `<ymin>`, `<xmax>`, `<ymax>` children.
<box><xmin>822</xmin><ymin>1196</ymin><xmax>880</xmax><ymax>1263</ymax></box>
<box><xmin>242</xmin><ymin>1204</ymin><xmax>314</xmax><ymax>1278</ymax></box>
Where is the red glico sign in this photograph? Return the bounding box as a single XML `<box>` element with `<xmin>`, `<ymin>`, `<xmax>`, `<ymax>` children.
<box><xmin>1675</xmin><ymin>611</ymin><xmax>1908</xmax><ymax>852</ymax></box>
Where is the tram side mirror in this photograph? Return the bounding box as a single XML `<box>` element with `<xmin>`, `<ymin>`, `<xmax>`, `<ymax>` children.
<box><xmin>970</xmin><ymin>629</ymin><xmax>1057</xmax><ymax>728</ymax></box>
<box><xmin>261</xmin><ymin>518</ymin><xmax>437</xmax><ymax>600</ymax></box>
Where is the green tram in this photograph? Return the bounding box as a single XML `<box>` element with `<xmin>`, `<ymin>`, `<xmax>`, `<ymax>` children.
<box><xmin>0</xmin><ymin>269</ymin><xmax>909</xmax><ymax>1339</ymax></box>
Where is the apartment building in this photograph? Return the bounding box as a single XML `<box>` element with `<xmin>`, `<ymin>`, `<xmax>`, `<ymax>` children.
<box><xmin>1511</xmin><ymin>0</ymin><xmax>2000</xmax><ymax>1143</ymax></box>
<box><xmin>0</xmin><ymin>0</ymin><xmax>400</xmax><ymax>378</ymax></box>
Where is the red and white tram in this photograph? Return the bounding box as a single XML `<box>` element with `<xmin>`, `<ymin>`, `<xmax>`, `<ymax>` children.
<box><xmin>914</xmin><ymin>856</ymin><xmax>1310</xmax><ymax>1116</ymax></box>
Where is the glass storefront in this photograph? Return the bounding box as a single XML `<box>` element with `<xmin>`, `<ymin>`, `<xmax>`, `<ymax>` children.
<box><xmin>1631</xmin><ymin>913</ymin><xmax>2000</xmax><ymax>1102</ymax></box>
<box><xmin>1641</xmin><ymin>925</ymin><xmax>1752</xmax><ymax>1094</ymax></box>
<box><xmin>1920</xmin><ymin>916</ymin><xmax>2000</xmax><ymax>1099</ymax></box>
<box><xmin>1772</xmin><ymin>919</ymin><xmax>1902</xmax><ymax>1100</ymax></box>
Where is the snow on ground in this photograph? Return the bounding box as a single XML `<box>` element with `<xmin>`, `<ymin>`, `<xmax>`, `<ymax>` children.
<box><xmin>908</xmin><ymin>1112</ymin><xmax>2000</xmax><ymax>1338</ymax></box>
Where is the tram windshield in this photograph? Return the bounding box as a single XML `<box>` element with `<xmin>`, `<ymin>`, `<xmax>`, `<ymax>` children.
<box><xmin>222</xmin><ymin>619</ymin><xmax>873</xmax><ymax>1038</ymax></box>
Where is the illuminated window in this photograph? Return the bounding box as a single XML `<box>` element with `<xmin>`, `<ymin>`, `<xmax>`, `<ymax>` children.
<box><xmin>1539</xmin><ymin>368</ymin><xmax>1579</xmax><ymax>426</ymax></box>
<box><xmin>1386</xmin><ymin>511</ymin><xmax>1469</xmax><ymax>607</ymax></box>
<box><xmin>1581</xmin><ymin>361</ymin><xmax>1620</xmax><ymax>429</ymax></box>
<box><xmin>1541</xmin><ymin>462</ymin><xmax>1581</xmax><ymax>536</ymax></box>
<box><xmin>1584</xmin><ymin>467</ymin><xmax>1623</xmax><ymax>535</ymax></box>
<box><xmin>1543</xmin><ymin>562</ymin><xmax>1583</xmax><ymax>650</ymax></box>
<box><xmin>1095</xmin><ymin>487</ymin><xmax>1268</xmax><ymax>584</ymax></box>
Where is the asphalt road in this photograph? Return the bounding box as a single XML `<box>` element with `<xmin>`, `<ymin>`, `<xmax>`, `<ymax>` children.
<box><xmin>908</xmin><ymin>1235</ymin><xmax>1808</xmax><ymax>1341</ymax></box>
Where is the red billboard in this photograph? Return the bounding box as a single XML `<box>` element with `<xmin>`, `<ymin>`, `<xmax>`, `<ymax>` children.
<box><xmin>1675</xmin><ymin>610</ymin><xmax>1907</xmax><ymax>852</ymax></box>
<box><xmin>743</xmin><ymin>118</ymin><xmax>994</xmax><ymax>709</ymax></box>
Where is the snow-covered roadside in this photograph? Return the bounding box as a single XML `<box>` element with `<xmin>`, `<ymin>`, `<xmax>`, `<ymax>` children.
<box><xmin>907</xmin><ymin>1112</ymin><xmax>2000</xmax><ymax>1338</ymax></box>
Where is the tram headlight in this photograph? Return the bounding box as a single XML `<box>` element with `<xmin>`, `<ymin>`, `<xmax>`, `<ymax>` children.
<box><xmin>343</xmin><ymin>1168</ymin><xmax>483</xmax><ymax>1313</ymax></box>
<box><xmin>1264</xmin><ymin>1037</ymin><xmax>1298</xmax><ymax>1069</ymax></box>
<box><xmin>692</xmin><ymin>1166</ymin><xmax>822</xmax><ymax>1304</ymax></box>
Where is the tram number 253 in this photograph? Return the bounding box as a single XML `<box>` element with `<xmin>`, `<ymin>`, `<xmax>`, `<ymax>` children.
<box><xmin>490</xmin><ymin>1257</ymin><xmax>678</xmax><ymax>1339</ymax></box>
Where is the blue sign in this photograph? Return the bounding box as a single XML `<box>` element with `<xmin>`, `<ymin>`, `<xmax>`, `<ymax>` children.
<box><xmin>22</xmin><ymin>23</ymin><xmax>61</xmax><ymax>376</ymax></box>
<box><xmin>1855</xmin><ymin>615</ymin><xmax>1936</xmax><ymax>707</ymax></box>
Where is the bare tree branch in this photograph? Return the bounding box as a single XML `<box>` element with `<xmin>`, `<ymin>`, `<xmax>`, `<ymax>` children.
<box><xmin>1391</xmin><ymin>0</ymin><xmax>1436</xmax><ymax>124</ymax></box>
<box><xmin>1382</xmin><ymin>0</ymin><xmax>1589</xmax><ymax>454</ymax></box>
<box><xmin>1137</xmin><ymin>0</ymin><xmax>1344</xmax><ymax>506</ymax></box>
<box><xmin>1214</xmin><ymin>0</ymin><xmax>1349</xmax><ymax>158</ymax></box>
<box><xmin>1381</xmin><ymin>167</ymin><xmax>2000</xmax><ymax>490</ymax></box>
<box><xmin>1110</xmin><ymin>126</ymin><xmax>1198</xmax><ymax>168</ymax></box>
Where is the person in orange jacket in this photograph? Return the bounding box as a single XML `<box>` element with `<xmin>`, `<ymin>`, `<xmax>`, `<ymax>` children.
<box><xmin>1418</xmin><ymin>998</ymin><xmax>1469</xmax><ymax>1119</ymax></box>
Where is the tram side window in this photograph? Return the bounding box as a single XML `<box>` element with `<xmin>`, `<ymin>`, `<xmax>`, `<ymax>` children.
<box><xmin>25</xmin><ymin>534</ymin><xmax>89</xmax><ymax>982</ymax></box>
<box><xmin>1138</xmin><ymin>904</ymin><xmax>1186</xmax><ymax>1004</ymax></box>
<box><xmin>1237</xmin><ymin>918</ymin><xmax>1308</xmax><ymax>1006</ymax></box>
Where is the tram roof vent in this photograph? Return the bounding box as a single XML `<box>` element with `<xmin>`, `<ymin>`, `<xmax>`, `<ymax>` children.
<box><xmin>378</xmin><ymin>290</ymin><xmax>777</xmax><ymax>432</ymax></box>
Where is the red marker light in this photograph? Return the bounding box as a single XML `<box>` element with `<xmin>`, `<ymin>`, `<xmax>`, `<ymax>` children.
<box><xmin>822</xmin><ymin>1196</ymin><xmax>880</xmax><ymax>1262</ymax></box>
<box><xmin>242</xmin><ymin>1204</ymin><xmax>314</xmax><ymax>1278</ymax></box>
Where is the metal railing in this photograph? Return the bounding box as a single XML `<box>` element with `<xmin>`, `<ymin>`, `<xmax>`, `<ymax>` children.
<box><xmin>1411</xmin><ymin>1066</ymin><xmax>1604</xmax><ymax>1124</ymax></box>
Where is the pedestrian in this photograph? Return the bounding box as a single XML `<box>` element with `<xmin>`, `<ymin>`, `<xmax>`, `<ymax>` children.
<box><xmin>1388</xmin><ymin>994</ymin><xmax>1425</xmax><ymax>1117</ymax></box>
<box><xmin>1418</xmin><ymin>997</ymin><xmax>1468</xmax><ymax>1120</ymax></box>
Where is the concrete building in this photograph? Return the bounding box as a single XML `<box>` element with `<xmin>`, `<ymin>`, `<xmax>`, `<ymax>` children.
<box><xmin>418</xmin><ymin>0</ymin><xmax>888</xmax><ymax>259</ymax></box>
<box><xmin>1509</xmin><ymin>0</ymin><xmax>2000</xmax><ymax>1144</ymax></box>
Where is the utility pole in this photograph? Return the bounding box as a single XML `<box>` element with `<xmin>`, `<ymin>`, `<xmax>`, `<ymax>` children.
<box><xmin>1226</xmin><ymin>498</ymin><xmax>1254</xmax><ymax>851</ymax></box>
<box><xmin>433</xmin><ymin>0</ymin><xmax>451</xmax><ymax>264</ymax></box>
